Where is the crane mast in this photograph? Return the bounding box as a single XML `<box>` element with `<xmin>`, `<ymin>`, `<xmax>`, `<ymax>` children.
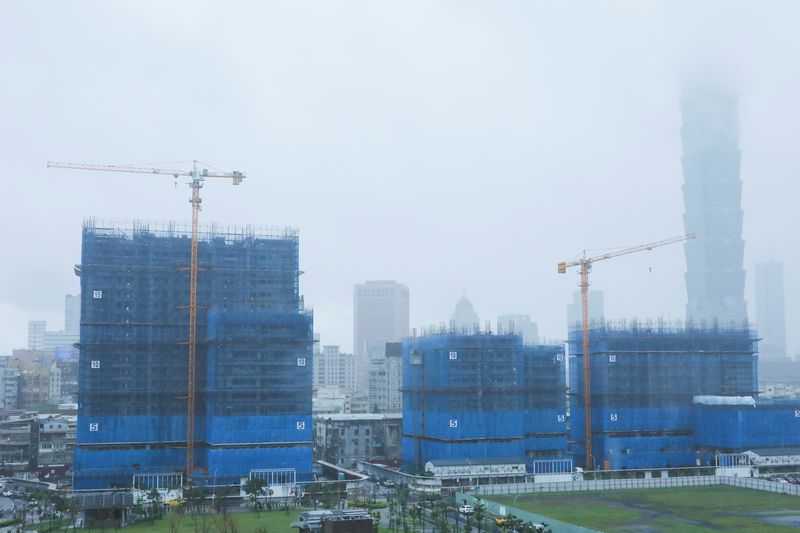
<box><xmin>48</xmin><ymin>160</ymin><xmax>244</xmax><ymax>484</ymax></box>
<box><xmin>558</xmin><ymin>233</ymin><xmax>694</xmax><ymax>470</ymax></box>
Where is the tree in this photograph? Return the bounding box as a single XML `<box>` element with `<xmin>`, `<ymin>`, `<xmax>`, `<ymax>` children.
<box><xmin>243</xmin><ymin>478</ymin><xmax>267</xmax><ymax>515</ymax></box>
<box><xmin>433</xmin><ymin>502</ymin><xmax>450</xmax><ymax>533</ymax></box>
<box><xmin>396</xmin><ymin>484</ymin><xmax>410</xmax><ymax>533</ymax></box>
<box><xmin>184</xmin><ymin>485</ymin><xmax>208</xmax><ymax>533</ymax></box>
<box><xmin>371</xmin><ymin>510</ymin><xmax>382</xmax><ymax>533</ymax></box>
<box><xmin>65</xmin><ymin>496</ymin><xmax>79</xmax><ymax>532</ymax></box>
<box><xmin>145</xmin><ymin>489</ymin><xmax>163</xmax><ymax>523</ymax></box>
<box><xmin>472</xmin><ymin>499</ymin><xmax>487</xmax><ymax>533</ymax></box>
<box><xmin>409</xmin><ymin>505</ymin><xmax>422</xmax><ymax>533</ymax></box>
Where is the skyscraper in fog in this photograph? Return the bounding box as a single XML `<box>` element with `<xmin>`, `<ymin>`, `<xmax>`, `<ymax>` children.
<box><xmin>65</xmin><ymin>294</ymin><xmax>80</xmax><ymax>337</ymax></box>
<box><xmin>497</xmin><ymin>314</ymin><xmax>538</xmax><ymax>344</ymax></box>
<box><xmin>681</xmin><ymin>86</ymin><xmax>748</xmax><ymax>326</ymax></box>
<box><xmin>451</xmin><ymin>292</ymin><xmax>479</xmax><ymax>331</ymax></box>
<box><xmin>353</xmin><ymin>281</ymin><xmax>409</xmax><ymax>386</ymax></box>
<box><xmin>566</xmin><ymin>290</ymin><xmax>604</xmax><ymax>330</ymax></box>
<box><xmin>755</xmin><ymin>260</ymin><xmax>786</xmax><ymax>357</ymax></box>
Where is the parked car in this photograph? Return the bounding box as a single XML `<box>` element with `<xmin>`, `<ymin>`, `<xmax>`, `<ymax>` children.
<box><xmin>1</xmin><ymin>490</ymin><xmax>12</xmax><ymax>497</ymax></box>
<box><xmin>459</xmin><ymin>504</ymin><xmax>474</xmax><ymax>515</ymax></box>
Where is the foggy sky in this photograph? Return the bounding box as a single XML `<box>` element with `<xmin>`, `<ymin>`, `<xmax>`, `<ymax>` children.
<box><xmin>1</xmin><ymin>1</ymin><xmax>798</xmax><ymax>356</ymax></box>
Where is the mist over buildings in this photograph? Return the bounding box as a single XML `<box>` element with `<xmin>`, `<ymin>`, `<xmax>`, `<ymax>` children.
<box><xmin>1</xmin><ymin>1</ymin><xmax>798</xmax><ymax>357</ymax></box>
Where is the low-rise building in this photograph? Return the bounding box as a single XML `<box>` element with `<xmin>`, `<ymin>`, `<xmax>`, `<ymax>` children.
<box><xmin>315</xmin><ymin>413</ymin><xmax>401</xmax><ymax>469</ymax></box>
<box><xmin>37</xmin><ymin>415</ymin><xmax>70</xmax><ymax>466</ymax></box>
<box><xmin>292</xmin><ymin>510</ymin><xmax>373</xmax><ymax>533</ymax></box>
<box><xmin>0</xmin><ymin>415</ymin><xmax>37</xmax><ymax>471</ymax></box>
<box><xmin>0</xmin><ymin>412</ymin><xmax>75</xmax><ymax>475</ymax></box>
<box><xmin>424</xmin><ymin>457</ymin><xmax>527</xmax><ymax>486</ymax></box>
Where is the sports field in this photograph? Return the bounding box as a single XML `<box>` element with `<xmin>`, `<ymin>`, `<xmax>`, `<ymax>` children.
<box><xmin>492</xmin><ymin>485</ymin><xmax>800</xmax><ymax>532</ymax></box>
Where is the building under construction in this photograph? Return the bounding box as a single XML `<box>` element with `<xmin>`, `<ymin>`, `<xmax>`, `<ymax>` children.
<box><xmin>693</xmin><ymin>395</ymin><xmax>800</xmax><ymax>465</ymax></box>
<box><xmin>401</xmin><ymin>332</ymin><xmax>567</xmax><ymax>474</ymax></box>
<box><xmin>74</xmin><ymin>219</ymin><xmax>313</xmax><ymax>489</ymax></box>
<box><xmin>569</xmin><ymin>322</ymin><xmax>758</xmax><ymax>470</ymax></box>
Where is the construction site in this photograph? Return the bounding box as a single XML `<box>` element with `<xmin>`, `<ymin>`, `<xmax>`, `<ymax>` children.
<box><xmin>401</xmin><ymin>331</ymin><xmax>568</xmax><ymax>475</ymax></box>
<box><xmin>74</xmin><ymin>218</ymin><xmax>314</xmax><ymax>489</ymax></box>
<box><xmin>568</xmin><ymin>321</ymin><xmax>759</xmax><ymax>470</ymax></box>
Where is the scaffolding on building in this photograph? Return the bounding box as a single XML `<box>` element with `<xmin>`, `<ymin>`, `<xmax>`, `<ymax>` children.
<box><xmin>401</xmin><ymin>333</ymin><xmax>567</xmax><ymax>473</ymax></box>
<box><xmin>568</xmin><ymin>322</ymin><xmax>758</xmax><ymax>470</ymax></box>
<box><xmin>74</xmin><ymin>219</ymin><xmax>313</xmax><ymax>489</ymax></box>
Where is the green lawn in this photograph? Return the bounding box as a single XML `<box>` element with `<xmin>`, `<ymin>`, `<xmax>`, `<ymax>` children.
<box><xmin>492</xmin><ymin>485</ymin><xmax>800</xmax><ymax>532</ymax></box>
<box><xmin>85</xmin><ymin>509</ymin><xmax>301</xmax><ymax>533</ymax></box>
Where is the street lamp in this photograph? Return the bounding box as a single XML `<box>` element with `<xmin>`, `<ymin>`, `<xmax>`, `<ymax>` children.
<box><xmin>211</xmin><ymin>468</ymin><xmax>218</xmax><ymax>509</ymax></box>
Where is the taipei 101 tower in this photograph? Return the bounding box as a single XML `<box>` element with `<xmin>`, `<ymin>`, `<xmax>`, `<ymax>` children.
<box><xmin>681</xmin><ymin>86</ymin><xmax>749</xmax><ymax>327</ymax></box>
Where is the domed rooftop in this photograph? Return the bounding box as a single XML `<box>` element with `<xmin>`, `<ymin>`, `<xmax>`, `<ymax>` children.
<box><xmin>451</xmin><ymin>291</ymin><xmax>479</xmax><ymax>330</ymax></box>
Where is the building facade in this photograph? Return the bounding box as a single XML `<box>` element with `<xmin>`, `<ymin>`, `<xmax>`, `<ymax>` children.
<box><xmin>368</xmin><ymin>342</ymin><xmax>402</xmax><ymax>413</ymax></box>
<box><xmin>0</xmin><ymin>357</ymin><xmax>20</xmax><ymax>411</ymax></box>
<box><xmin>314</xmin><ymin>413</ymin><xmax>402</xmax><ymax>469</ymax></box>
<box><xmin>569</xmin><ymin>323</ymin><xmax>758</xmax><ymax>470</ymax></box>
<box><xmin>353</xmin><ymin>281</ymin><xmax>409</xmax><ymax>388</ymax></box>
<box><xmin>755</xmin><ymin>260</ymin><xmax>786</xmax><ymax>358</ymax></box>
<box><xmin>313</xmin><ymin>346</ymin><xmax>356</xmax><ymax>391</ymax></box>
<box><xmin>27</xmin><ymin>295</ymin><xmax>81</xmax><ymax>354</ymax></box>
<box><xmin>402</xmin><ymin>334</ymin><xmax>567</xmax><ymax>474</ymax></box>
<box><xmin>74</xmin><ymin>219</ymin><xmax>313</xmax><ymax>489</ymax></box>
<box><xmin>681</xmin><ymin>86</ymin><xmax>748</xmax><ymax>326</ymax></box>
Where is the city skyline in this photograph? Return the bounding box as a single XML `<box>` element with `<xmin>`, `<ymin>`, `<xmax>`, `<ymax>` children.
<box><xmin>2</xmin><ymin>3</ymin><xmax>799</xmax><ymax>358</ymax></box>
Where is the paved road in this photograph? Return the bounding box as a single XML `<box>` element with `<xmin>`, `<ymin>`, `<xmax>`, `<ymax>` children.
<box><xmin>0</xmin><ymin>496</ymin><xmax>13</xmax><ymax>513</ymax></box>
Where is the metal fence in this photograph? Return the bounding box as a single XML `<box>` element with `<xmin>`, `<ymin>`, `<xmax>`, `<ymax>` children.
<box><xmin>473</xmin><ymin>475</ymin><xmax>800</xmax><ymax>496</ymax></box>
<box><xmin>722</xmin><ymin>476</ymin><xmax>800</xmax><ymax>496</ymax></box>
<box><xmin>464</xmin><ymin>477</ymin><xmax>800</xmax><ymax>533</ymax></box>
<box><xmin>473</xmin><ymin>475</ymin><xmax>721</xmax><ymax>496</ymax></box>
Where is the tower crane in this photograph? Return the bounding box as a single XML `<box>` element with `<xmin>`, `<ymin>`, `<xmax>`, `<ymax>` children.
<box><xmin>558</xmin><ymin>233</ymin><xmax>694</xmax><ymax>470</ymax></box>
<box><xmin>47</xmin><ymin>160</ymin><xmax>245</xmax><ymax>484</ymax></box>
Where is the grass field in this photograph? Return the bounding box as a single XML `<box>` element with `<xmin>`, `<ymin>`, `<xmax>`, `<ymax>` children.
<box><xmin>492</xmin><ymin>485</ymin><xmax>800</xmax><ymax>532</ymax></box>
<box><xmin>83</xmin><ymin>509</ymin><xmax>301</xmax><ymax>532</ymax></box>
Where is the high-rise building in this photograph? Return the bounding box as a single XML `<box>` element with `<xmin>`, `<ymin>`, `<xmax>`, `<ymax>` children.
<box><xmin>450</xmin><ymin>292</ymin><xmax>479</xmax><ymax>331</ymax></box>
<box><xmin>497</xmin><ymin>314</ymin><xmax>538</xmax><ymax>344</ymax></box>
<box><xmin>27</xmin><ymin>321</ymin><xmax>46</xmax><ymax>351</ymax></box>
<box><xmin>353</xmin><ymin>281</ymin><xmax>409</xmax><ymax>387</ymax></box>
<box><xmin>0</xmin><ymin>357</ymin><xmax>19</xmax><ymax>412</ymax></box>
<box><xmin>755</xmin><ymin>260</ymin><xmax>787</xmax><ymax>358</ymax></box>
<box><xmin>313</xmin><ymin>345</ymin><xmax>356</xmax><ymax>391</ymax></box>
<box><xmin>566</xmin><ymin>290</ymin><xmax>604</xmax><ymax>330</ymax></box>
<box><xmin>74</xmin><ymin>219</ymin><xmax>313</xmax><ymax>489</ymax></box>
<box><xmin>402</xmin><ymin>333</ymin><xmax>567</xmax><ymax>473</ymax></box>
<box><xmin>27</xmin><ymin>295</ymin><xmax>81</xmax><ymax>353</ymax></box>
<box><xmin>569</xmin><ymin>323</ymin><xmax>757</xmax><ymax>470</ymax></box>
<box><xmin>65</xmin><ymin>294</ymin><xmax>81</xmax><ymax>337</ymax></box>
<box><xmin>681</xmin><ymin>86</ymin><xmax>748</xmax><ymax>326</ymax></box>
<box><xmin>369</xmin><ymin>342</ymin><xmax>402</xmax><ymax>413</ymax></box>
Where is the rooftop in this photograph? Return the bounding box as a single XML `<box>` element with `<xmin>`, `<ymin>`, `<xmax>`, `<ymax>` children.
<box><xmin>426</xmin><ymin>457</ymin><xmax>524</xmax><ymax>467</ymax></box>
<box><xmin>315</xmin><ymin>413</ymin><xmax>401</xmax><ymax>422</ymax></box>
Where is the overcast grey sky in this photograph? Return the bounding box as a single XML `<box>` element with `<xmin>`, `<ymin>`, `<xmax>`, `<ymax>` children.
<box><xmin>1</xmin><ymin>1</ymin><xmax>798</xmax><ymax>356</ymax></box>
